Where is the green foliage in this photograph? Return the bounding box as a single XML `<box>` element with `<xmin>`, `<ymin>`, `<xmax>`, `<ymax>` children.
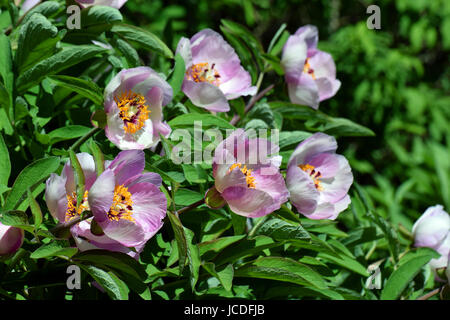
<box><xmin>0</xmin><ymin>0</ymin><xmax>448</xmax><ymax>301</ymax></box>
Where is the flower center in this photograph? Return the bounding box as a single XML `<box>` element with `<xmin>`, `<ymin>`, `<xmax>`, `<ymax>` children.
<box><xmin>66</xmin><ymin>190</ymin><xmax>89</xmax><ymax>222</ymax></box>
<box><xmin>114</xmin><ymin>91</ymin><xmax>150</xmax><ymax>134</ymax></box>
<box><xmin>229</xmin><ymin>163</ymin><xmax>256</xmax><ymax>188</ymax></box>
<box><xmin>303</xmin><ymin>58</ymin><xmax>316</xmax><ymax>80</ymax></box>
<box><xmin>107</xmin><ymin>185</ymin><xmax>135</xmax><ymax>222</ymax></box>
<box><xmin>186</xmin><ymin>62</ymin><xmax>221</xmax><ymax>86</ymax></box>
<box><xmin>299</xmin><ymin>164</ymin><xmax>322</xmax><ymax>191</ymax></box>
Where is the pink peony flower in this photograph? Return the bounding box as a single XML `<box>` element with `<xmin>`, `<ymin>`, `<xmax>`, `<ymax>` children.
<box><xmin>176</xmin><ymin>29</ymin><xmax>257</xmax><ymax>112</ymax></box>
<box><xmin>412</xmin><ymin>205</ymin><xmax>450</xmax><ymax>275</ymax></box>
<box><xmin>75</xmin><ymin>0</ymin><xmax>127</xmax><ymax>9</ymax></box>
<box><xmin>0</xmin><ymin>222</ymin><xmax>24</xmax><ymax>256</ymax></box>
<box><xmin>286</xmin><ymin>133</ymin><xmax>353</xmax><ymax>220</ymax></box>
<box><xmin>104</xmin><ymin>67</ymin><xmax>173</xmax><ymax>150</ymax></box>
<box><xmin>88</xmin><ymin>150</ymin><xmax>166</xmax><ymax>248</ymax></box>
<box><xmin>281</xmin><ymin>25</ymin><xmax>341</xmax><ymax>109</ymax></box>
<box><xmin>45</xmin><ymin>151</ymin><xmax>165</xmax><ymax>254</ymax></box>
<box><xmin>212</xmin><ymin>129</ymin><xmax>288</xmax><ymax>217</ymax></box>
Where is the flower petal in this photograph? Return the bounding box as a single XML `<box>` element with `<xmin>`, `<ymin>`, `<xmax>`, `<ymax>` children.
<box><xmin>288</xmin><ymin>133</ymin><xmax>338</xmax><ymax>168</ymax></box>
<box><xmin>45</xmin><ymin>173</ymin><xmax>68</xmax><ymax>222</ymax></box>
<box><xmin>88</xmin><ymin>169</ymin><xmax>115</xmax><ymax>224</ymax></box>
<box><xmin>107</xmin><ymin>150</ymin><xmax>145</xmax><ymax>186</ymax></box>
<box><xmin>182</xmin><ymin>80</ymin><xmax>230</xmax><ymax>112</ymax></box>
<box><xmin>286</xmin><ymin>164</ymin><xmax>320</xmax><ymax>215</ymax></box>
<box><xmin>221</xmin><ymin>186</ymin><xmax>275</xmax><ymax>218</ymax></box>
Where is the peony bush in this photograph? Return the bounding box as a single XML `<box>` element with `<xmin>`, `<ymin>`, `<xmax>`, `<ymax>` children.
<box><xmin>0</xmin><ymin>0</ymin><xmax>448</xmax><ymax>302</ymax></box>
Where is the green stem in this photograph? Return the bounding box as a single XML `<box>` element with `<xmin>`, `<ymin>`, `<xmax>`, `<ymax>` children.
<box><xmin>177</xmin><ymin>198</ymin><xmax>205</xmax><ymax>215</ymax></box>
<box><xmin>248</xmin><ymin>216</ymin><xmax>268</xmax><ymax>238</ymax></box>
<box><xmin>69</xmin><ymin>127</ymin><xmax>101</xmax><ymax>152</ymax></box>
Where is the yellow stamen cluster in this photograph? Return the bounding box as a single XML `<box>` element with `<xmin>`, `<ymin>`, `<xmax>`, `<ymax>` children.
<box><xmin>114</xmin><ymin>91</ymin><xmax>150</xmax><ymax>134</ymax></box>
<box><xmin>65</xmin><ymin>190</ymin><xmax>89</xmax><ymax>222</ymax></box>
<box><xmin>303</xmin><ymin>58</ymin><xmax>316</xmax><ymax>80</ymax></box>
<box><xmin>186</xmin><ymin>62</ymin><xmax>221</xmax><ymax>86</ymax></box>
<box><xmin>229</xmin><ymin>163</ymin><xmax>256</xmax><ymax>189</ymax></box>
<box><xmin>299</xmin><ymin>164</ymin><xmax>323</xmax><ymax>191</ymax></box>
<box><xmin>107</xmin><ymin>184</ymin><xmax>135</xmax><ymax>223</ymax></box>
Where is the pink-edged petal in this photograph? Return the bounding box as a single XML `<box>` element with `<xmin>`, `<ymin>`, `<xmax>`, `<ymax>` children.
<box><xmin>309</xmin><ymin>51</ymin><xmax>337</xmax><ymax>79</ymax></box>
<box><xmin>123</xmin><ymin>172</ymin><xmax>162</xmax><ymax>188</ymax></box>
<box><xmin>307</xmin><ymin>152</ymin><xmax>340</xmax><ymax>179</ymax></box>
<box><xmin>281</xmin><ymin>34</ymin><xmax>308</xmax><ymax>79</ymax></box>
<box><xmin>88</xmin><ymin>169</ymin><xmax>115</xmax><ymax>224</ymax></box>
<box><xmin>126</xmin><ymin>182</ymin><xmax>167</xmax><ymax>241</ymax></box>
<box><xmin>176</xmin><ymin>37</ymin><xmax>193</xmax><ymax>68</ymax></box>
<box><xmin>221</xmin><ymin>186</ymin><xmax>275</xmax><ymax>218</ymax></box>
<box><xmin>286</xmin><ymin>164</ymin><xmax>320</xmax><ymax>215</ymax></box>
<box><xmin>287</xmin><ymin>73</ymin><xmax>319</xmax><ymax>109</ymax></box>
<box><xmin>182</xmin><ymin>80</ymin><xmax>230</xmax><ymax>112</ymax></box>
<box><xmin>107</xmin><ymin>150</ymin><xmax>145</xmax><ymax>186</ymax></box>
<box><xmin>219</xmin><ymin>66</ymin><xmax>257</xmax><ymax>99</ymax></box>
<box><xmin>100</xmin><ymin>217</ymin><xmax>146</xmax><ymax>248</ymax></box>
<box><xmin>190</xmin><ymin>29</ymin><xmax>242</xmax><ymax>82</ymax></box>
<box><xmin>413</xmin><ymin>205</ymin><xmax>450</xmax><ymax>249</ymax></box>
<box><xmin>288</xmin><ymin>133</ymin><xmax>338</xmax><ymax>168</ymax></box>
<box><xmin>45</xmin><ymin>173</ymin><xmax>68</xmax><ymax>223</ymax></box>
<box><xmin>214</xmin><ymin>164</ymin><xmax>248</xmax><ymax>193</ymax></box>
<box><xmin>0</xmin><ymin>224</ymin><xmax>24</xmax><ymax>255</ymax></box>
<box><xmin>294</xmin><ymin>25</ymin><xmax>319</xmax><ymax>49</ymax></box>
<box><xmin>252</xmin><ymin>168</ymin><xmax>289</xmax><ymax>206</ymax></box>
<box><xmin>320</xmin><ymin>155</ymin><xmax>353</xmax><ymax>203</ymax></box>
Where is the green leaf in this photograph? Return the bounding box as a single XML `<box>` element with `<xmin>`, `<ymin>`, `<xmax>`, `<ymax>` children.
<box><xmin>15</xmin><ymin>13</ymin><xmax>59</xmax><ymax>73</ymax></box>
<box><xmin>167</xmin><ymin>210</ymin><xmax>188</xmax><ymax>275</ymax></box>
<box><xmin>16</xmin><ymin>45</ymin><xmax>107</xmax><ymax>93</ymax></box>
<box><xmin>235</xmin><ymin>257</ymin><xmax>328</xmax><ymax>289</ymax></box>
<box><xmin>111</xmin><ymin>23</ymin><xmax>173</xmax><ymax>59</ymax></box>
<box><xmin>27</xmin><ymin>189</ymin><xmax>42</xmax><ymax>229</ymax></box>
<box><xmin>4</xmin><ymin>157</ymin><xmax>60</xmax><ymax>211</ymax></box>
<box><xmin>269</xmin><ymin>101</ymin><xmax>375</xmax><ymax>137</ymax></box>
<box><xmin>198</xmin><ymin>235</ymin><xmax>246</xmax><ymax>257</ymax></box>
<box><xmin>45</xmin><ymin>125</ymin><xmax>92</xmax><ymax>145</ymax></box>
<box><xmin>203</xmin><ymin>262</ymin><xmax>234</xmax><ymax>291</ymax></box>
<box><xmin>168</xmin><ymin>53</ymin><xmax>186</xmax><ymax>97</ymax></box>
<box><xmin>0</xmin><ymin>133</ymin><xmax>11</xmax><ymax>187</ymax></box>
<box><xmin>113</xmin><ymin>38</ymin><xmax>140</xmax><ymax>68</ymax></box>
<box><xmin>318</xmin><ymin>252</ymin><xmax>369</xmax><ymax>277</ymax></box>
<box><xmin>278</xmin><ymin>131</ymin><xmax>312</xmax><ymax>150</ymax></box>
<box><xmin>73</xmin><ymin>250</ymin><xmax>147</xmax><ymax>281</ymax></box>
<box><xmin>254</xmin><ymin>218</ymin><xmax>310</xmax><ymax>241</ymax></box>
<box><xmin>47</xmin><ymin>75</ymin><xmax>103</xmax><ymax>106</ymax></box>
<box><xmin>30</xmin><ymin>240</ymin><xmax>78</xmax><ymax>259</ymax></box>
<box><xmin>21</xmin><ymin>1</ymin><xmax>61</xmax><ymax>25</ymax></box>
<box><xmin>381</xmin><ymin>249</ymin><xmax>439</xmax><ymax>300</ymax></box>
<box><xmin>185</xmin><ymin>227</ymin><xmax>201</xmax><ymax>289</ymax></box>
<box><xmin>80</xmin><ymin>5</ymin><xmax>122</xmax><ymax>28</ymax></box>
<box><xmin>0</xmin><ymin>34</ymin><xmax>13</xmax><ymax>121</ymax></box>
<box><xmin>69</xmin><ymin>150</ymin><xmax>85</xmax><ymax>208</ymax></box>
<box><xmin>174</xmin><ymin>188</ymin><xmax>203</xmax><ymax>206</ymax></box>
<box><xmin>80</xmin><ymin>264</ymin><xmax>129</xmax><ymax>300</ymax></box>
<box><xmin>268</xmin><ymin>23</ymin><xmax>287</xmax><ymax>54</ymax></box>
<box><xmin>168</xmin><ymin>113</ymin><xmax>235</xmax><ymax>129</ymax></box>
<box><xmin>89</xmin><ymin>140</ymin><xmax>105</xmax><ymax>177</ymax></box>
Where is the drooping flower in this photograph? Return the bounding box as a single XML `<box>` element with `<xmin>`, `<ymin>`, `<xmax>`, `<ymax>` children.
<box><xmin>286</xmin><ymin>133</ymin><xmax>353</xmax><ymax>220</ymax></box>
<box><xmin>176</xmin><ymin>29</ymin><xmax>257</xmax><ymax>112</ymax></box>
<box><xmin>281</xmin><ymin>25</ymin><xmax>341</xmax><ymax>109</ymax></box>
<box><xmin>88</xmin><ymin>150</ymin><xmax>167</xmax><ymax>248</ymax></box>
<box><xmin>0</xmin><ymin>222</ymin><xmax>24</xmax><ymax>256</ymax></box>
<box><xmin>75</xmin><ymin>0</ymin><xmax>127</xmax><ymax>9</ymax></box>
<box><xmin>413</xmin><ymin>205</ymin><xmax>450</xmax><ymax>276</ymax></box>
<box><xmin>104</xmin><ymin>67</ymin><xmax>173</xmax><ymax>150</ymax></box>
<box><xmin>212</xmin><ymin>129</ymin><xmax>288</xmax><ymax>217</ymax></box>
